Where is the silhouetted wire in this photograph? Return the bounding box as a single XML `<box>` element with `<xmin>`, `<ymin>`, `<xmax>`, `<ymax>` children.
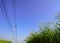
<box><xmin>0</xmin><ymin>0</ymin><xmax>13</xmax><ymax>31</ymax></box>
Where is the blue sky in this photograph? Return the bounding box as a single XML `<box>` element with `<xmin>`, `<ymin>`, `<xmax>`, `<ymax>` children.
<box><xmin>0</xmin><ymin>0</ymin><xmax>60</xmax><ymax>43</ymax></box>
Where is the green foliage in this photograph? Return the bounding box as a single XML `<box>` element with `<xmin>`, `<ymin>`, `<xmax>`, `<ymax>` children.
<box><xmin>26</xmin><ymin>13</ymin><xmax>60</xmax><ymax>43</ymax></box>
<box><xmin>55</xmin><ymin>13</ymin><xmax>60</xmax><ymax>43</ymax></box>
<box><xmin>0</xmin><ymin>40</ymin><xmax>11</xmax><ymax>43</ymax></box>
<box><xmin>26</xmin><ymin>25</ymin><xmax>56</xmax><ymax>43</ymax></box>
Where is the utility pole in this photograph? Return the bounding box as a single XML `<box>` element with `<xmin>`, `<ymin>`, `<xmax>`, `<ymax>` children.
<box><xmin>14</xmin><ymin>25</ymin><xmax>17</xmax><ymax>43</ymax></box>
<box><xmin>12</xmin><ymin>25</ymin><xmax>17</xmax><ymax>43</ymax></box>
<box><xmin>12</xmin><ymin>0</ymin><xmax>17</xmax><ymax>43</ymax></box>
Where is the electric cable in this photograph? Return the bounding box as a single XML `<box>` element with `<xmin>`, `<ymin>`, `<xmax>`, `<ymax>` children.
<box><xmin>0</xmin><ymin>0</ymin><xmax>13</xmax><ymax>32</ymax></box>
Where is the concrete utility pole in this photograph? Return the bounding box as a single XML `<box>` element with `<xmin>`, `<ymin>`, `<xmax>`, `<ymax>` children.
<box><xmin>12</xmin><ymin>0</ymin><xmax>17</xmax><ymax>43</ymax></box>
<box><xmin>14</xmin><ymin>25</ymin><xmax>17</xmax><ymax>43</ymax></box>
<box><xmin>12</xmin><ymin>25</ymin><xmax>17</xmax><ymax>43</ymax></box>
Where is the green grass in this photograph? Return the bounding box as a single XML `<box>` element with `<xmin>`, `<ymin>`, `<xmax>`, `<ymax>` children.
<box><xmin>0</xmin><ymin>40</ymin><xmax>11</xmax><ymax>43</ymax></box>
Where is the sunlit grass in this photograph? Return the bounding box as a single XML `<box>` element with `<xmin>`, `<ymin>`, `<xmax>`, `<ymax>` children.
<box><xmin>0</xmin><ymin>40</ymin><xmax>11</xmax><ymax>43</ymax></box>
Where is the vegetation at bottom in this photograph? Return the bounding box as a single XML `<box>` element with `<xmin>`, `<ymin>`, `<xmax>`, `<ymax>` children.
<box><xmin>26</xmin><ymin>13</ymin><xmax>60</xmax><ymax>43</ymax></box>
<box><xmin>0</xmin><ymin>40</ymin><xmax>11</xmax><ymax>43</ymax></box>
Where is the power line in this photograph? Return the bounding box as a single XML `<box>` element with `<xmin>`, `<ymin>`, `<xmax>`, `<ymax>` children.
<box><xmin>0</xmin><ymin>0</ymin><xmax>13</xmax><ymax>31</ymax></box>
<box><xmin>0</xmin><ymin>0</ymin><xmax>16</xmax><ymax>43</ymax></box>
<box><xmin>0</xmin><ymin>0</ymin><xmax>18</xmax><ymax>43</ymax></box>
